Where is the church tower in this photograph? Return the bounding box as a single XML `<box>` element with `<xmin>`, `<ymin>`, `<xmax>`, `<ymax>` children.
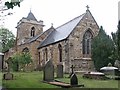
<box><xmin>16</xmin><ymin>11</ymin><xmax>44</xmax><ymax>45</ymax></box>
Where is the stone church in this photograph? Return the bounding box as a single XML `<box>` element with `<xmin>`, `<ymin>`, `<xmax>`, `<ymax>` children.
<box><xmin>4</xmin><ymin>7</ymin><xmax>99</xmax><ymax>73</ymax></box>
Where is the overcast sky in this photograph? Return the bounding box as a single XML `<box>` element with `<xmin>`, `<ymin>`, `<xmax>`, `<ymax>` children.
<box><xmin>1</xmin><ymin>0</ymin><xmax>119</xmax><ymax>36</ymax></box>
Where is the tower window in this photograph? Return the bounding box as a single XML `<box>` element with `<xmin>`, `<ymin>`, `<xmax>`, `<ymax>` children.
<box><xmin>31</xmin><ymin>27</ymin><xmax>35</xmax><ymax>37</ymax></box>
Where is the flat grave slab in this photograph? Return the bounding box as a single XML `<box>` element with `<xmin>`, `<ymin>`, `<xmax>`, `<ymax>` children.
<box><xmin>83</xmin><ymin>71</ymin><xmax>107</xmax><ymax>79</ymax></box>
<box><xmin>43</xmin><ymin>80</ymin><xmax>84</xmax><ymax>88</ymax></box>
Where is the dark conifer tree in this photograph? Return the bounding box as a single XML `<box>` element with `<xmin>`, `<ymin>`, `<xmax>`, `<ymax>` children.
<box><xmin>92</xmin><ymin>26</ymin><xmax>114</xmax><ymax>71</ymax></box>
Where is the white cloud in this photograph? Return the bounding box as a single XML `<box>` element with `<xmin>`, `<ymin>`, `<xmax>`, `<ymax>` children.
<box><xmin>2</xmin><ymin>0</ymin><xmax>119</xmax><ymax>36</ymax></box>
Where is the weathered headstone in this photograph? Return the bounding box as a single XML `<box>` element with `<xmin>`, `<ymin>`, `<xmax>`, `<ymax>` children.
<box><xmin>43</xmin><ymin>60</ymin><xmax>54</xmax><ymax>81</ymax></box>
<box><xmin>70</xmin><ymin>73</ymin><xmax>78</xmax><ymax>86</ymax></box>
<box><xmin>3</xmin><ymin>72</ymin><xmax>13</xmax><ymax>80</ymax></box>
<box><xmin>57</xmin><ymin>64</ymin><xmax>63</xmax><ymax>78</ymax></box>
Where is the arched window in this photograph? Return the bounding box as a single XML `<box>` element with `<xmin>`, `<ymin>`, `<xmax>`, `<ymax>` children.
<box><xmin>82</xmin><ymin>29</ymin><xmax>93</xmax><ymax>56</ymax></box>
<box><xmin>58</xmin><ymin>44</ymin><xmax>62</xmax><ymax>62</ymax></box>
<box><xmin>22</xmin><ymin>47</ymin><xmax>29</xmax><ymax>53</ymax></box>
<box><xmin>31</xmin><ymin>27</ymin><xmax>35</xmax><ymax>37</ymax></box>
<box><xmin>45</xmin><ymin>48</ymin><xmax>48</xmax><ymax>61</ymax></box>
<box><xmin>38</xmin><ymin>52</ymin><xmax>40</xmax><ymax>65</ymax></box>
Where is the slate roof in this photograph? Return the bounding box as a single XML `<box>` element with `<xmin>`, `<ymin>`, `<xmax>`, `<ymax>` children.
<box><xmin>27</xmin><ymin>26</ymin><xmax>55</xmax><ymax>43</ymax></box>
<box><xmin>38</xmin><ymin>13</ymin><xmax>85</xmax><ymax>49</ymax></box>
<box><xmin>26</xmin><ymin>11</ymin><xmax>37</xmax><ymax>21</ymax></box>
<box><xmin>27</xmin><ymin>33</ymin><xmax>43</xmax><ymax>43</ymax></box>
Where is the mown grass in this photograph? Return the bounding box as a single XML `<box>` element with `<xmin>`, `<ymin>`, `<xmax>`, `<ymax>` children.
<box><xmin>2</xmin><ymin>71</ymin><xmax>119</xmax><ymax>88</ymax></box>
<box><xmin>0</xmin><ymin>72</ymin><xmax>2</xmax><ymax>86</ymax></box>
<box><xmin>2</xmin><ymin>71</ymin><xmax>59</xmax><ymax>88</ymax></box>
<box><xmin>58</xmin><ymin>74</ymin><xmax>119</xmax><ymax>88</ymax></box>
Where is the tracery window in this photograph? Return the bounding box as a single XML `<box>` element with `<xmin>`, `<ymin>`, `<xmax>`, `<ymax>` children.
<box><xmin>82</xmin><ymin>29</ymin><xmax>93</xmax><ymax>56</ymax></box>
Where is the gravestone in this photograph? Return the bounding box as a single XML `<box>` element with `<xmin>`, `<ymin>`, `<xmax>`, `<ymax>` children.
<box><xmin>3</xmin><ymin>72</ymin><xmax>13</xmax><ymax>80</ymax></box>
<box><xmin>43</xmin><ymin>60</ymin><xmax>54</xmax><ymax>81</ymax></box>
<box><xmin>3</xmin><ymin>57</ymin><xmax>13</xmax><ymax>80</ymax></box>
<box><xmin>70</xmin><ymin>73</ymin><xmax>78</xmax><ymax>86</ymax></box>
<box><xmin>57</xmin><ymin>64</ymin><xmax>63</xmax><ymax>78</ymax></box>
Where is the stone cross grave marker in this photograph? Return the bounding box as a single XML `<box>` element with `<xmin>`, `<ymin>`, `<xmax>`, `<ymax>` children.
<box><xmin>43</xmin><ymin>60</ymin><xmax>54</xmax><ymax>81</ymax></box>
<box><xmin>69</xmin><ymin>65</ymin><xmax>75</xmax><ymax>77</ymax></box>
<box><xmin>57</xmin><ymin>64</ymin><xmax>63</xmax><ymax>78</ymax></box>
<box><xmin>70</xmin><ymin>73</ymin><xmax>78</xmax><ymax>86</ymax></box>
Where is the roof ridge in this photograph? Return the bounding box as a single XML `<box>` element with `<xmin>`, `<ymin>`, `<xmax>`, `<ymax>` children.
<box><xmin>56</xmin><ymin>13</ymin><xmax>85</xmax><ymax>29</ymax></box>
<box><xmin>38</xmin><ymin>12</ymin><xmax>86</xmax><ymax>48</ymax></box>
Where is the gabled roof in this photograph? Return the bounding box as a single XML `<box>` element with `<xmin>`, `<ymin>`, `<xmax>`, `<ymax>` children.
<box><xmin>27</xmin><ymin>33</ymin><xmax>43</xmax><ymax>43</ymax></box>
<box><xmin>27</xmin><ymin>26</ymin><xmax>55</xmax><ymax>43</ymax></box>
<box><xmin>27</xmin><ymin>11</ymin><xmax>37</xmax><ymax>21</ymax></box>
<box><xmin>38</xmin><ymin>13</ymin><xmax>85</xmax><ymax>48</ymax></box>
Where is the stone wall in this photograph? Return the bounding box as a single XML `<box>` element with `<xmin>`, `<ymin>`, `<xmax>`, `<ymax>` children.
<box><xmin>16</xmin><ymin>19</ymin><xmax>43</xmax><ymax>46</ymax></box>
<box><xmin>67</xmin><ymin>10</ymin><xmax>99</xmax><ymax>72</ymax></box>
<box><xmin>38</xmin><ymin>40</ymin><xmax>70</xmax><ymax>73</ymax></box>
<box><xmin>4</xmin><ymin>10</ymin><xmax>99</xmax><ymax>73</ymax></box>
<box><xmin>16</xmin><ymin>40</ymin><xmax>40</xmax><ymax>69</ymax></box>
<box><xmin>38</xmin><ymin>10</ymin><xmax>99</xmax><ymax>73</ymax></box>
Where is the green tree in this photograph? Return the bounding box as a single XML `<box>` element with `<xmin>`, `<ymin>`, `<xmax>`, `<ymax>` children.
<box><xmin>11</xmin><ymin>53</ymin><xmax>21</xmax><ymax>71</ymax></box>
<box><xmin>12</xmin><ymin>52</ymin><xmax>32</xmax><ymax>71</ymax></box>
<box><xmin>111</xmin><ymin>32</ymin><xmax>118</xmax><ymax>60</ymax></box>
<box><xmin>5</xmin><ymin>0</ymin><xmax>23</xmax><ymax>9</ymax></box>
<box><xmin>5</xmin><ymin>1</ymin><xmax>20</xmax><ymax>9</ymax></box>
<box><xmin>111</xmin><ymin>21</ymin><xmax>120</xmax><ymax>61</ymax></box>
<box><xmin>118</xmin><ymin>21</ymin><xmax>120</xmax><ymax>60</ymax></box>
<box><xmin>0</xmin><ymin>28</ymin><xmax>15</xmax><ymax>52</ymax></box>
<box><xmin>92</xmin><ymin>26</ymin><xmax>114</xmax><ymax>71</ymax></box>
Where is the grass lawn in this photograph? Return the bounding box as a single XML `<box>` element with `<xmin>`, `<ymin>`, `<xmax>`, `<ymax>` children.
<box><xmin>0</xmin><ymin>72</ymin><xmax>2</xmax><ymax>86</ymax></box>
<box><xmin>2</xmin><ymin>71</ymin><xmax>119</xmax><ymax>88</ymax></box>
